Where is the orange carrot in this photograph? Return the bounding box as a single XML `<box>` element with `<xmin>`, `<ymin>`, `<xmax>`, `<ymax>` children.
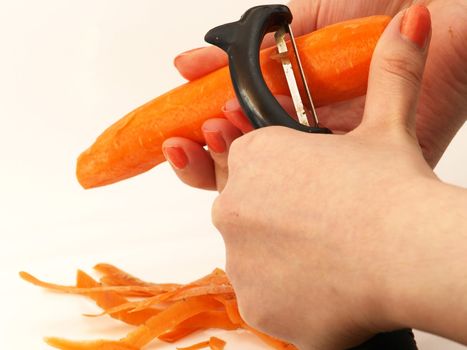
<box><xmin>159</xmin><ymin>311</ymin><xmax>238</xmax><ymax>343</ymax></box>
<box><xmin>19</xmin><ymin>271</ymin><xmax>171</xmax><ymax>297</ymax></box>
<box><xmin>76</xmin><ymin>270</ymin><xmax>160</xmax><ymax>326</ymax></box>
<box><xmin>176</xmin><ymin>340</ymin><xmax>210</xmax><ymax>350</ymax></box>
<box><xmin>208</xmin><ymin>337</ymin><xmax>226</xmax><ymax>350</ymax></box>
<box><xmin>100</xmin><ymin>268</ymin><xmax>232</xmax><ymax>316</ymax></box>
<box><xmin>214</xmin><ymin>296</ymin><xmax>243</xmax><ymax>326</ymax></box>
<box><xmin>45</xmin><ymin>338</ymin><xmax>138</xmax><ymax>350</ymax></box>
<box><xmin>93</xmin><ymin>263</ymin><xmax>157</xmax><ymax>287</ymax></box>
<box><xmin>122</xmin><ymin>296</ymin><xmax>223</xmax><ymax>348</ymax></box>
<box><xmin>176</xmin><ymin>337</ymin><xmax>226</xmax><ymax>350</ymax></box>
<box><xmin>22</xmin><ymin>264</ymin><xmax>297</xmax><ymax>350</ymax></box>
<box><xmin>93</xmin><ymin>263</ymin><xmax>181</xmax><ymax>297</ymax></box>
<box><xmin>77</xmin><ymin>16</ymin><xmax>390</xmax><ymax>189</ymax></box>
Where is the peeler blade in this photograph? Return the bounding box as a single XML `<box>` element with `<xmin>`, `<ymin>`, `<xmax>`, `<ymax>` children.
<box><xmin>274</xmin><ymin>26</ymin><xmax>320</xmax><ymax>128</ymax></box>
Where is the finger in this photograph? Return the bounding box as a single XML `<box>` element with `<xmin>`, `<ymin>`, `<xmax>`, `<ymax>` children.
<box><xmin>362</xmin><ymin>5</ymin><xmax>432</xmax><ymax>133</ymax></box>
<box><xmin>173</xmin><ymin>46</ymin><xmax>228</xmax><ymax>81</ymax></box>
<box><xmin>317</xmin><ymin>96</ymin><xmax>365</xmax><ymax>133</ymax></box>
<box><xmin>222</xmin><ymin>99</ymin><xmax>253</xmax><ymax>133</ymax></box>
<box><xmin>162</xmin><ymin>137</ymin><xmax>216</xmax><ymax>190</ymax></box>
<box><xmin>222</xmin><ymin>95</ymin><xmax>296</xmax><ymax>133</ymax></box>
<box><xmin>174</xmin><ymin>29</ymin><xmax>285</xmax><ymax>82</ymax></box>
<box><xmin>202</xmin><ymin>118</ymin><xmax>243</xmax><ymax>192</ymax></box>
<box><xmin>172</xmin><ymin>0</ymin><xmax>338</xmax><ymax>83</ymax></box>
<box><xmin>173</xmin><ymin>31</ymin><xmax>288</xmax><ymax>82</ymax></box>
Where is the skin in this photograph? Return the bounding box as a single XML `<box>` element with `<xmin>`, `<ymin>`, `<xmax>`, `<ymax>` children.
<box><xmin>161</xmin><ymin>2</ymin><xmax>467</xmax><ymax>349</ymax></box>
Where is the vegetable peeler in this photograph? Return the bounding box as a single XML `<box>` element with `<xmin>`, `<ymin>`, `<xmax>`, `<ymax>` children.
<box><xmin>205</xmin><ymin>4</ymin><xmax>331</xmax><ymax>133</ymax></box>
<box><xmin>205</xmin><ymin>4</ymin><xmax>418</xmax><ymax>350</ymax></box>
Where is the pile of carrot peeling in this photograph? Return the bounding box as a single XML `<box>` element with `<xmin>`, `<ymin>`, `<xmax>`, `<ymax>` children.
<box><xmin>20</xmin><ymin>264</ymin><xmax>297</xmax><ymax>350</ymax></box>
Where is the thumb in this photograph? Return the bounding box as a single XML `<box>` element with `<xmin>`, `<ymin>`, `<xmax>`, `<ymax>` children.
<box><xmin>362</xmin><ymin>5</ymin><xmax>431</xmax><ymax>134</ymax></box>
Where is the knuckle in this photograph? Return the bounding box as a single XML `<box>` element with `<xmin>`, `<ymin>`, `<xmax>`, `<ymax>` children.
<box><xmin>378</xmin><ymin>54</ymin><xmax>423</xmax><ymax>89</ymax></box>
<box><xmin>227</xmin><ymin>131</ymin><xmax>261</xmax><ymax>170</ymax></box>
<box><xmin>211</xmin><ymin>195</ymin><xmax>226</xmax><ymax>231</ymax></box>
<box><xmin>230</xmin><ymin>130</ymin><xmax>256</xmax><ymax>152</ymax></box>
<box><xmin>211</xmin><ymin>194</ymin><xmax>238</xmax><ymax>234</ymax></box>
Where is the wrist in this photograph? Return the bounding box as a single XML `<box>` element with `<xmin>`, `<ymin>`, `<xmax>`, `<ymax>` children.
<box><xmin>381</xmin><ymin>178</ymin><xmax>467</xmax><ymax>344</ymax></box>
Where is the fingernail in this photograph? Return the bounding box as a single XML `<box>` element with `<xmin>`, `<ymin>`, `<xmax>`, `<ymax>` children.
<box><xmin>163</xmin><ymin>147</ymin><xmax>188</xmax><ymax>170</ymax></box>
<box><xmin>400</xmin><ymin>5</ymin><xmax>431</xmax><ymax>49</ymax></box>
<box><xmin>225</xmin><ymin>110</ymin><xmax>254</xmax><ymax>133</ymax></box>
<box><xmin>174</xmin><ymin>47</ymin><xmax>204</xmax><ymax>64</ymax></box>
<box><xmin>174</xmin><ymin>48</ymin><xmax>205</xmax><ymax>70</ymax></box>
<box><xmin>203</xmin><ymin>130</ymin><xmax>226</xmax><ymax>153</ymax></box>
<box><xmin>222</xmin><ymin>99</ymin><xmax>253</xmax><ymax>132</ymax></box>
<box><xmin>223</xmin><ymin>99</ymin><xmax>241</xmax><ymax>113</ymax></box>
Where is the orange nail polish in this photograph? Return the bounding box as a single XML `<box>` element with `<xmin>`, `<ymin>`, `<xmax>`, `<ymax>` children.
<box><xmin>203</xmin><ymin>130</ymin><xmax>226</xmax><ymax>153</ymax></box>
<box><xmin>223</xmin><ymin>98</ymin><xmax>241</xmax><ymax>113</ymax></box>
<box><xmin>163</xmin><ymin>147</ymin><xmax>188</xmax><ymax>169</ymax></box>
<box><xmin>400</xmin><ymin>5</ymin><xmax>432</xmax><ymax>49</ymax></box>
<box><xmin>222</xmin><ymin>100</ymin><xmax>253</xmax><ymax>133</ymax></box>
<box><xmin>228</xmin><ymin>110</ymin><xmax>254</xmax><ymax>132</ymax></box>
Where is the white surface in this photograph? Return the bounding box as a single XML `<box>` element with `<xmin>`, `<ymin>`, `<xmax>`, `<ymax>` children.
<box><xmin>0</xmin><ymin>1</ymin><xmax>465</xmax><ymax>349</ymax></box>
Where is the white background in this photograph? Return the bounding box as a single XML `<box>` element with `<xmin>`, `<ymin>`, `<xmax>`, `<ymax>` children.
<box><xmin>0</xmin><ymin>1</ymin><xmax>465</xmax><ymax>349</ymax></box>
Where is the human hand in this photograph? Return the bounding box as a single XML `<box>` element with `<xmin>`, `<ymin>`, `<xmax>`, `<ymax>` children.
<box><xmin>210</xmin><ymin>6</ymin><xmax>439</xmax><ymax>349</ymax></box>
<box><xmin>164</xmin><ymin>0</ymin><xmax>467</xmax><ymax>186</ymax></box>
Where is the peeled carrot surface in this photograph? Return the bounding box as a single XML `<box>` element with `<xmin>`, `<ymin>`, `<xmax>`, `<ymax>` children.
<box><xmin>21</xmin><ymin>264</ymin><xmax>296</xmax><ymax>350</ymax></box>
<box><xmin>77</xmin><ymin>15</ymin><xmax>390</xmax><ymax>189</ymax></box>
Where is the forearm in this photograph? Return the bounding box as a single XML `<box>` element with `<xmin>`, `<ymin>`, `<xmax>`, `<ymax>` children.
<box><xmin>385</xmin><ymin>179</ymin><xmax>467</xmax><ymax>344</ymax></box>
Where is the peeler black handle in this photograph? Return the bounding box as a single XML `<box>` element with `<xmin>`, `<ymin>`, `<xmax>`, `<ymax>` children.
<box><xmin>205</xmin><ymin>5</ymin><xmax>329</xmax><ymax>133</ymax></box>
<box><xmin>205</xmin><ymin>5</ymin><xmax>418</xmax><ymax>350</ymax></box>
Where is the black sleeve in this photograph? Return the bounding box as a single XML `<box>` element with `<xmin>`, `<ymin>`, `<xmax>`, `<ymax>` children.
<box><xmin>349</xmin><ymin>329</ymin><xmax>417</xmax><ymax>350</ymax></box>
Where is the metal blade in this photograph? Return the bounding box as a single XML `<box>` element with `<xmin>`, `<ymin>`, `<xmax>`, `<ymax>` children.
<box><xmin>287</xmin><ymin>25</ymin><xmax>319</xmax><ymax>127</ymax></box>
<box><xmin>274</xmin><ymin>27</ymin><xmax>310</xmax><ymax>127</ymax></box>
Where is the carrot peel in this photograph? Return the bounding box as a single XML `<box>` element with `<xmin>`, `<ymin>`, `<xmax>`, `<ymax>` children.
<box><xmin>23</xmin><ymin>264</ymin><xmax>297</xmax><ymax>349</ymax></box>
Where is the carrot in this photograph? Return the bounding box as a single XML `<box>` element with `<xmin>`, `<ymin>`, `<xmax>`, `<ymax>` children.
<box><xmin>22</xmin><ymin>264</ymin><xmax>299</xmax><ymax>349</ymax></box>
<box><xmin>19</xmin><ymin>271</ymin><xmax>171</xmax><ymax>297</ymax></box>
<box><xmin>159</xmin><ymin>311</ymin><xmax>238</xmax><ymax>343</ymax></box>
<box><xmin>77</xmin><ymin>15</ymin><xmax>390</xmax><ymax>189</ymax></box>
<box><xmin>208</xmin><ymin>337</ymin><xmax>226</xmax><ymax>350</ymax></box>
<box><xmin>214</xmin><ymin>296</ymin><xmax>243</xmax><ymax>326</ymax></box>
<box><xmin>93</xmin><ymin>263</ymin><xmax>159</xmax><ymax>287</ymax></box>
<box><xmin>99</xmin><ymin>268</ymin><xmax>232</xmax><ymax>316</ymax></box>
<box><xmin>176</xmin><ymin>340</ymin><xmax>210</xmax><ymax>350</ymax></box>
<box><xmin>93</xmin><ymin>263</ymin><xmax>181</xmax><ymax>297</ymax></box>
<box><xmin>176</xmin><ymin>337</ymin><xmax>226</xmax><ymax>350</ymax></box>
<box><xmin>76</xmin><ymin>270</ymin><xmax>161</xmax><ymax>326</ymax></box>
<box><xmin>122</xmin><ymin>296</ymin><xmax>223</xmax><ymax>348</ymax></box>
<box><xmin>44</xmin><ymin>338</ymin><xmax>138</xmax><ymax>350</ymax></box>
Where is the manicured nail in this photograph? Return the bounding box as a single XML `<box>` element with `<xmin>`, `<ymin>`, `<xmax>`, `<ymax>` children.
<box><xmin>222</xmin><ymin>99</ymin><xmax>253</xmax><ymax>132</ymax></box>
<box><xmin>224</xmin><ymin>98</ymin><xmax>241</xmax><ymax>113</ymax></box>
<box><xmin>203</xmin><ymin>130</ymin><xmax>226</xmax><ymax>153</ymax></box>
<box><xmin>163</xmin><ymin>146</ymin><xmax>188</xmax><ymax>170</ymax></box>
<box><xmin>400</xmin><ymin>5</ymin><xmax>431</xmax><ymax>49</ymax></box>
